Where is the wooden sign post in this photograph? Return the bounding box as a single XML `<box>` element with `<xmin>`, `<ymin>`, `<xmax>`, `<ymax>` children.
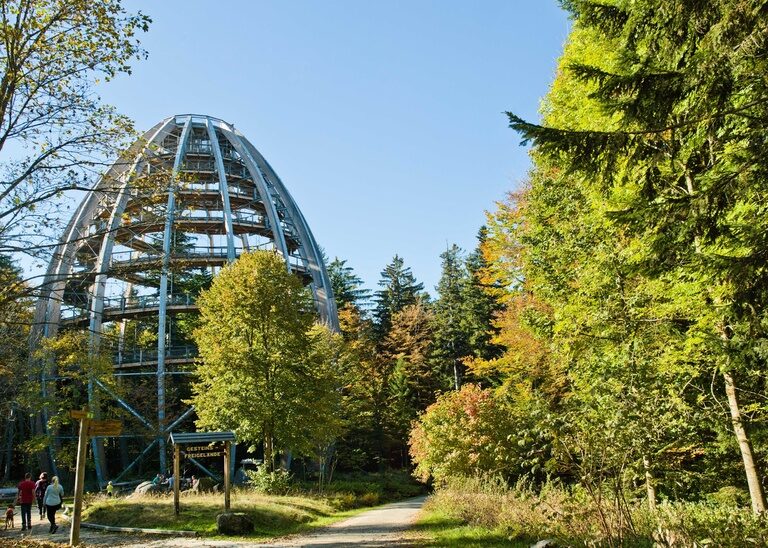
<box><xmin>69</xmin><ymin>409</ymin><xmax>122</xmax><ymax>547</ymax></box>
<box><xmin>168</xmin><ymin>431</ymin><xmax>235</xmax><ymax>516</ymax></box>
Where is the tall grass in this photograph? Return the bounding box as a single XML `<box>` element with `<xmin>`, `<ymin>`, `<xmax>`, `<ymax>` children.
<box><xmin>424</xmin><ymin>476</ymin><xmax>768</xmax><ymax>547</ymax></box>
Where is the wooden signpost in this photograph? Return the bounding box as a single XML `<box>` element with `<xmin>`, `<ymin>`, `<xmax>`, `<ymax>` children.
<box><xmin>69</xmin><ymin>409</ymin><xmax>122</xmax><ymax>547</ymax></box>
<box><xmin>168</xmin><ymin>431</ymin><xmax>236</xmax><ymax>516</ymax></box>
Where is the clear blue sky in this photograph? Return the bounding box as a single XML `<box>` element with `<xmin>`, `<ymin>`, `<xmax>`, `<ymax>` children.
<box><xmin>101</xmin><ymin>0</ymin><xmax>571</xmax><ymax>295</ymax></box>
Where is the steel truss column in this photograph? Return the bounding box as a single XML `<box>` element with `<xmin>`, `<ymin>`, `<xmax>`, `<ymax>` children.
<box><xmin>216</xmin><ymin>124</ymin><xmax>291</xmax><ymax>264</ymax></box>
<box><xmin>157</xmin><ymin>116</ymin><xmax>193</xmax><ymax>475</ymax></box>
<box><xmin>242</xmin><ymin>140</ymin><xmax>339</xmax><ymax>331</ymax></box>
<box><xmin>87</xmin><ymin>118</ymin><xmax>177</xmax><ymax>486</ymax></box>
<box><xmin>206</xmin><ymin>119</ymin><xmax>236</xmax><ymax>261</ymax></box>
<box><xmin>87</xmin><ymin>172</ymin><xmax>134</xmax><ymax>488</ymax></box>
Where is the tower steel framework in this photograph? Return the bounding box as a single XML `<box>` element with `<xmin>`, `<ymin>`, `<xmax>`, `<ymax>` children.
<box><xmin>31</xmin><ymin>114</ymin><xmax>338</xmax><ymax>484</ymax></box>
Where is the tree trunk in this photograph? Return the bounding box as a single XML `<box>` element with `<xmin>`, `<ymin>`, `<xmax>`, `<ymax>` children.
<box><xmin>724</xmin><ymin>370</ymin><xmax>766</xmax><ymax>513</ymax></box>
<box><xmin>264</xmin><ymin>433</ymin><xmax>274</xmax><ymax>472</ymax></box>
<box><xmin>642</xmin><ymin>455</ymin><xmax>656</xmax><ymax>511</ymax></box>
<box><xmin>453</xmin><ymin>359</ymin><xmax>461</xmax><ymax>390</ymax></box>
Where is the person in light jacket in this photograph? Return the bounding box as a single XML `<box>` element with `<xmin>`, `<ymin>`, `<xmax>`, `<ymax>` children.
<box><xmin>43</xmin><ymin>476</ymin><xmax>64</xmax><ymax>533</ymax></box>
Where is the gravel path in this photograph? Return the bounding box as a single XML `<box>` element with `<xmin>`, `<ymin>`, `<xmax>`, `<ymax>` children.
<box><xmin>0</xmin><ymin>496</ymin><xmax>426</xmax><ymax>547</ymax></box>
<box><xmin>0</xmin><ymin>510</ymin><xmax>167</xmax><ymax>546</ymax></box>
<box><xmin>262</xmin><ymin>495</ymin><xmax>426</xmax><ymax>547</ymax></box>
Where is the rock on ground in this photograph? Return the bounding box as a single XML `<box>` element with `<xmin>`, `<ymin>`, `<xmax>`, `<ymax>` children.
<box><xmin>217</xmin><ymin>512</ymin><xmax>254</xmax><ymax>535</ymax></box>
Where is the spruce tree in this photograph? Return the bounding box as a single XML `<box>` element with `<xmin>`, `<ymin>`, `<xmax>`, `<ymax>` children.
<box><xmin>432</xmin><ymin>244</ymin><xmax>471</xmax><ymax>389</ymax></box>
<box><xmin>373</xmin><ymin>255</ymin><xmax>425</xmax><ymax>341</ymax></box>
<box><xmin>462</xmin><ymin>227</ymin><xmax>503</xmax><ymax>362</ymax></box>
<box><xmin>327</xmin><ymin>257</ymin><xmax>371</xmax><ymax>311</ymax></box>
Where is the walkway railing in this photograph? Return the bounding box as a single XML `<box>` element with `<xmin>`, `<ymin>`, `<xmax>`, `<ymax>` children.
<box><xmin>115</xmin><ymin>344</ymin><xmax>198</xmax><ymax>367</ymax></box>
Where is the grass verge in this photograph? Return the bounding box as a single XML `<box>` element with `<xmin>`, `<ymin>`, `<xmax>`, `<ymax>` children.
<box><xmin>408</xmin><ymin>501</ymin><xmax>529</xmax><ymax>547</ymax></box>
<box><xmin>82</xmin><ymin>489</ymin><xmax>371</xmax><ymax>539</ymax></box>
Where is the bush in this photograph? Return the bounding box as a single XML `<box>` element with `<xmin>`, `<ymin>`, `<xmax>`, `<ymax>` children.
<box><xmin>245</xmin><ymin>467</ymin><xmax>292</xmax><ymax>495</ymax></box>
<box><xmin>409</xmin><ymin>385</ymin><xmax>524</xmax><ymax>483</ymax></box>
<box><xmin>328</xmin><ymin>491</ymin><xmax>382</xmax><ymax>510</ymax></box>
<box><xmin>653</xmin><ymin>501</ymin><xmax>768</xmax><ymax>547</ymax></box>
<box><xmin>704</xmin><ymin>486</ymin><xmax>750</xmax><ymax>507</ymax></box>
<box><xmin>294</xmin><ymin>471</ymin><xmax>425</xmax><ymax>510</ymax></box>
<box><xmin>426</xmin><ymin>476</ymin><xmax>592</xmax><ymax>544</ymax></box>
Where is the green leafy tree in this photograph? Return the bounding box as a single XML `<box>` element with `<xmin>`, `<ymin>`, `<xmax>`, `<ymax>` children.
<box><xmin>0</xmin><ymin>256</ymin><xmax>30</xmax><ymax>478</ymax></box>
<box><xmin>0</xmin><ymin>0</ymin><xmax>150</xmax><ymax>260</ymax></box>
<box><xmin>335</xmin><ymin>305</ymin><xmax>388</xmax><ymax>471</ymax></box>
<box><xmin>30</xmin><ymin>329</ymin><xmax>119</xmax><ymax>472</ymax></box>
<box><xmin>383</xmin><ymin>302</ymin><xmax>439</xmax><ymax>412</ymax></box>
<box><xmin>504</xmin><ymin>0</ymin><xmax>768</xmax><ymax>514</ymax></box>
<box><xmin>190</xmin><ymin>251</ymin><xmax>340</xmax><ymax>470</ymax></box>
<box><xmin>381</xmin><ymin>302</ymin><xmax>439</xmax><ymax>467</ymax></box>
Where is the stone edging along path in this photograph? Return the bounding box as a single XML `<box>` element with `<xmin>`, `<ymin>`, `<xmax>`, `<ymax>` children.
<box><xmin>80</xmin><ymin>521</ymin><xmax>198</xmax><ymax>537</ymax></box>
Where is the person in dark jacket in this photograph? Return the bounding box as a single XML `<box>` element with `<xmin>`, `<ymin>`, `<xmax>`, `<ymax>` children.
<box><xmin>34</xmin><ymin>473</ymin><xmax>48</xmax><ymax>520</ymax></box>
<box><xmin>16</xmin><ymin>473</ymin><xmax>35</xmax><ymax>531</ymax></box>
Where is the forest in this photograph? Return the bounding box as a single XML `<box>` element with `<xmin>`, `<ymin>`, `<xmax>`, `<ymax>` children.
<box><xmin>3</xmin><ymin>0</ymin><xmax>768</xmax><ymax>545</ymax></box>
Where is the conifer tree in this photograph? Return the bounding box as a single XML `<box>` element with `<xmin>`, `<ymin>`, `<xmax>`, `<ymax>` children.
<box><xmin>327</xmin><ymin>257</ymin><xmax>371</xmax><ymax>311</ymax></box>
<box><xmin>462</xmin><ymin>228</ymin><xmax>503</xmax><ymax>362</ymax></box>
<box><xmin>432</xmin><ymin>244</ymin><xmax>471</xmax><ymax>389</ymax></box>
<box><xmin>373</xmin><ymin>255</ymin><xmax>424</xmax><ymax>341</ymax></box>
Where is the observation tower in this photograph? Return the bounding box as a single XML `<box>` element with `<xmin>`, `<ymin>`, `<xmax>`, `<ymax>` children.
<box><xmin>32</xmin><ymin>114</ymin><xmax>338</xmax><ymax>483</ymax></box>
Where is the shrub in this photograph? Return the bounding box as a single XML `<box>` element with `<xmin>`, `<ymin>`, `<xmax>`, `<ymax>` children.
<box><xmin>653</xmin><ymin>502</ymin><xmax>768</xmax><ymax>547</ymax></box>
<box><xmin>245</xmin><ymin>467</ymin><xmax>292</xmax><ymax>495</ymax></box>
<box><xmin>409</xmin><ymin>384</ymin><xmax>523</xmax><ymax>483</ymax></box>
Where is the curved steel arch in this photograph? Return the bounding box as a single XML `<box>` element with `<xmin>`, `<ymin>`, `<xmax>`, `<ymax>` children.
<box><xmin>32</xmin><ymin>114</ymin><xmax>339</xmax><ymax>480</ymax></box>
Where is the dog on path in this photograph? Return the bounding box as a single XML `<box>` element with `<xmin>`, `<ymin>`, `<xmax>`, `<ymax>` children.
<box><xmin>4</xmin><ymin>504</ymin><xmax>14</xmax><ymax>530</ymax></box>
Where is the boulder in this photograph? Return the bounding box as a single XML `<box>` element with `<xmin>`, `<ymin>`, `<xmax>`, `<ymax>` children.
<box><xmin>196</xmin><ymin>477</ymin><xmax>216</xmax><ymax>493</ymax></box>
<box><xmin>217</xmin><ymin>512</ymin><xmax>254</xmax><ymax>535</ymax></box>
<box><xmin>531</xmin><ymin>540</ymin><xmax>559</xmax><ymax>548</ymax></box>
<box><xmin>134</xmin><ymin>481</ymin><xmax>164</xmax><ymax>495</ymax></box>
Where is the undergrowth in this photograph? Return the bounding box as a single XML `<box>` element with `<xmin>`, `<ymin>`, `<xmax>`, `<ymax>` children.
<box><xmin>421</xmin><ymin>475</ymin><xmax>768</xmax><ymax>547</ymax></box>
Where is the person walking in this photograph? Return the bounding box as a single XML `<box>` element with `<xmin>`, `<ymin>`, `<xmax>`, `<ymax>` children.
<box><xmin>15</xmin><ymin>473</ymin><xmax>35</xmax><ymax>531</ymax></box>
<box><xmin>43</xmin><ymin>476</ymin><xmax>64</xmax><ymax>533</ymax></box>
<box><xmin>34</xmin><ymin>472</ymin><xmax>48</xmax><ymax>520</ymax></box>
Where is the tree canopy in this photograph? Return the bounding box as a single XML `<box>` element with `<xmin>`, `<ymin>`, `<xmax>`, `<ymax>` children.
<box><xmin>190</xmin><ymin>251</ymin><xmax>342</xmax><ymax>470</ymax></box>
<box><xmin>0</xmin><ymin>0</ymin><xmax>150</xmax><ymax>260</ymax></box>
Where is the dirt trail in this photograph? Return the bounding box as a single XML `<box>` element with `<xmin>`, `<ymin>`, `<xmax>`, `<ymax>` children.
<box><xmin>263</xmin><ymin>495</ymin><xmax>426</xmax><ymax>547</ymax></box>
<box><xmin>0</xmin><ymin>510</ymin><xmax>166</xmax><ymax>546</ymax></box>
<box><xmin>0</xmin><ymin>496</ymin><xmax>427</xmax><ymax>547</ymax></box>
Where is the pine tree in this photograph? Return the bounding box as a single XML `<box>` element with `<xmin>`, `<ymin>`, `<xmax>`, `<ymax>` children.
<box><xmin>462</xmin><ymin>227</ymin><xmax>503</xmax><ymax>362</ymax></box>
<box><xmin>432</xmin><ymin>245</ymin><xmax>471</xmax><ymax>389</ymax></box>
<box><xmin>373</xmin><ymin>255</ymin><xmax>424</xmax><ymax>341</ymax></box>
<box><xmin>327</xmin><ymin>257</ymin><xmax>371</xmax><ymax>311</ymax></box>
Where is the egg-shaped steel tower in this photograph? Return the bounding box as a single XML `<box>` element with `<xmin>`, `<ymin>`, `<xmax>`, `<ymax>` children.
<box><xmin>32</xmin><ymin>114</ymin><xmax>338</xmax><ymax>483</ymax></box>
